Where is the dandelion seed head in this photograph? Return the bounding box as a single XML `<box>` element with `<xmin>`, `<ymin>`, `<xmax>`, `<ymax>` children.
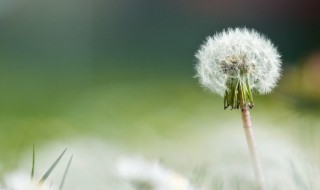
<box><xmin>195</xmin><ymin>28</ymin><xmax>281</xmax><ymax>96</ymax></box>
<box><xmin>2</xmin><ymin>171</ymin><xmax>52</xmax><ymax>190</ymax></box>
<box><xmin>116</xmin><ymin>156</ymin><xmax>197</xmax><ymax>190</ymax></box>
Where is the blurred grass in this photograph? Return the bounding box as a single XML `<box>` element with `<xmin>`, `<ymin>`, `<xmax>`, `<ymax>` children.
<box><xmin>0</xmin><ymin>64</ymin><xmax>319</xmax><ymax>176</ymax></box>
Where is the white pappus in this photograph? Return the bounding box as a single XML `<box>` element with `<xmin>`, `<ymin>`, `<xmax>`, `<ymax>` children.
<box><xmin>195</xmin><ymin>28</ymin><xmax>281</xmax><ymax>109</ymax></box>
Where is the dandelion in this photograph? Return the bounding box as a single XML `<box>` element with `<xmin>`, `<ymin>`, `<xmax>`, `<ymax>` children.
<box><xmin>195</xmin><ymin>27</ymin><xmax>282</xmax><ymax>190</ymax></box>
<box><xmin>195</xmin><ymin>27</ymin><xmax>281</xmax><ymax>109</ymax></box>
<box><xmin>1</xmin><ymin>147</ymin><xmax>72</xmax><ymax>190</ymax></box>
<box><xmin>2</xmin><ymin>171</ymin><xmax>52</xmax><ymax>190</ymax></box>
<box><xmin>116</xmin><ymin>156</ymin><xmax>198</xmax><ymax>190</ymax></box>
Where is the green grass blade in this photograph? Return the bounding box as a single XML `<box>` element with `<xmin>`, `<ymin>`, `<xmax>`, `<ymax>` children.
<box><xmin>39</xmin><ymin>148</ymin><xmax>67</xmax><ymax>184</ymax></box>
<box><xmin>59</xmin><ymin>155</ymin><xmax>73</xmax><ymax>190</ymax></box>
<box><xmin>31</xmin><ymin>145</ymin><xmax>35</xmax><ymax>181</ymax></box>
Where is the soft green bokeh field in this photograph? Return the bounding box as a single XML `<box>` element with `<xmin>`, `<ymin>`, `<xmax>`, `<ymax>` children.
<box><xmin>1</xmin><ymin>65</ymin><xmax>319</xmax><ymax>179</ymax></box>
<box><xmin>1</xmin><ymin>1</ymin><xmax>320</xmax><ymax>188</ymax></box>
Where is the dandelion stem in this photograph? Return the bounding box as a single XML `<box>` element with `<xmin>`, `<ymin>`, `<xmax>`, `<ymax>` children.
<box><xmin>239</xmin><ymin>90</ymin><xmax>265</xmax><ymax>190</ymax></box>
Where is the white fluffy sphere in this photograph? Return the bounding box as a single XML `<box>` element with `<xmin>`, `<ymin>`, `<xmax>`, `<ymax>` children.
<box><xmin>195</xmin><ymin>28</ymin><xmax>281</xmax><ymax>96</ymax></box>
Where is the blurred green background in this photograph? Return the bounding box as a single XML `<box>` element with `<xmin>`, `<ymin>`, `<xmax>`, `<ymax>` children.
<box><xmin>0</xmin><ymin>0</ymin><xmax>320</xmax><ymax>179</ymax></box>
